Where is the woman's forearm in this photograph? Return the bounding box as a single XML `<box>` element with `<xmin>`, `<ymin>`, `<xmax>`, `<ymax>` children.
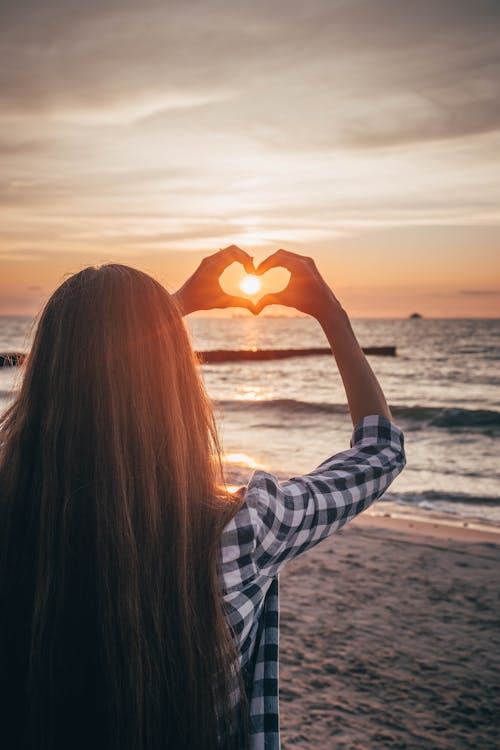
<box><xmin>318</xmin><ymin>304</ymin><xmax>393</xmax><ymax>426</ymax></box>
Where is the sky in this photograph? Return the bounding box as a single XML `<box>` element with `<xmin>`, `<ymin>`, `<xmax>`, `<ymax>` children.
<box><xmin>1</xmin><ymin>0</ymin><xmax>499</xmax><ymax>317</ymax></box>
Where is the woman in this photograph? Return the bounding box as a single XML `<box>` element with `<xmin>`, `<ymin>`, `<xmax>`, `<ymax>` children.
<box><xmin>0</xmin><ymin>246</ymin><xmax>405</xmax><ymax>750</ymax></box>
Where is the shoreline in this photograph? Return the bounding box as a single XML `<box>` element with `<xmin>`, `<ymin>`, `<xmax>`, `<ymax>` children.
<box><xmin>357</xmin><ymin>501</ymin><xmax>500</xmax><ymax>545</ymax></box>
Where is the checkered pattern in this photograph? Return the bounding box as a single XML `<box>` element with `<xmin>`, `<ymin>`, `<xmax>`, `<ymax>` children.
<box><xmin>219</xmin><ymin>414</ymin><xmax>406</xmax><ymax>749</ymax></box>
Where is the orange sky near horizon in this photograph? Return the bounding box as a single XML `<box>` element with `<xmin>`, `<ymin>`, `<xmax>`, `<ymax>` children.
<box><xmin>1</xmin><ymin>0</ymin><xmax>499</xmax><ymax>318</ymax></box>
<box><xmin>1</xmin><ymin>239</ymin><xmax>498</xmax><ymax>319</ymax></box>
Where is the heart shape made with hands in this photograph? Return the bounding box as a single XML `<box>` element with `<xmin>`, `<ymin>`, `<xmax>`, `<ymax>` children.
<box><xmin>219</xmin><ymin>263</ymin><xmax>290</xmax><ymax>305</ymax></box>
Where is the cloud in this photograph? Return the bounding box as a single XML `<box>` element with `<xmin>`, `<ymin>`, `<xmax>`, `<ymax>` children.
<box><xmin>39</xmin><ymin>91</ymin><xmax>237</xmax><ymax>127</ymax></box>
<box><xmin>0</xmin><ymin>0</ymin><xmax>500</xmax><ymax>268</ymax></box>
<box><xmin>0</xmin><ymin>138</ymin><xmax>48</xmax><ymax>156</ymax></box>
<box><xmin>340</xmin><ymin>89</ymin><xmax>500</xmax><ymax>148</ymax></box>
<box><xmin>1</xmin><ymin>0</ymin><xmax>499</xmax><ymax>150</ymax></box>
<box><xmin>460</xmin><ymin>289</ymin><xmax>500</xmax><ymax>296</ymax></box>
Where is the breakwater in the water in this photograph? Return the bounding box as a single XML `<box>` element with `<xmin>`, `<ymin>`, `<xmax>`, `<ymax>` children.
<box><xmin>0</xmin><ymin>346</ymin><xmax>397</xmax><ymax>368</ymax></box>
<box><xmin>198</xmin><ymin>346</ymin><xmax>396</xmax><ymax>362</ymax></box>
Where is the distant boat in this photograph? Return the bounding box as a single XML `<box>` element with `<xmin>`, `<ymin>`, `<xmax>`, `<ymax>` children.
<box><xmin>409</xmin><ymin>312</ymin><xmax>423</xmax><ymax>319</ymax></box>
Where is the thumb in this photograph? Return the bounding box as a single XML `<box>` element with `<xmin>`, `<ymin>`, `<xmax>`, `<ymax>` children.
<box><xmin>254</xmin><ymin>292</ymin><xmax>286</xmax><ymax>315</ymax></box>
<box><xmin>222</xmin><ymin>294</ymin><xmax>258</xmax><ymax>313</ymax></box>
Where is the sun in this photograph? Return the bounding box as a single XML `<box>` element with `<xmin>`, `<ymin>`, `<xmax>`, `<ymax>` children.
<box><xmin>239</xmin><ymin>275</ymin><xmax>261</xmax><ymax>296</ymax></box>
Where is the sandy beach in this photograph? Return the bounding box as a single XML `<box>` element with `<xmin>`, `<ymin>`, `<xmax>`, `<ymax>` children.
<box><xmin>278</xmin><ymin>511</ymin><xmax>500</xmax><ymax>750</ymax></box>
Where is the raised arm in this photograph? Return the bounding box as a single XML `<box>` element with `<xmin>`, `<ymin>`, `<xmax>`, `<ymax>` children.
<box><xmin>254</xmin><ymin>249</ymin><xmax>392</xmax><ymax>426</ymax></box>
<box><xmin>220</xmin><ymin>249</ymin><xmax>406</xmax><ymax>585</ymax></box>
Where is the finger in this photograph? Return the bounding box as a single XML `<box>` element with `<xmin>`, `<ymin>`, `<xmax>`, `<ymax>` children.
<box><xmin>253</xmin><ymin>292</ymin><xmax>287</xmax><ymax>315</ymax></box>
<box><xmin>255</xmin><ymin>248</ymin><xmax>298</xmax><ymax>276</ymax></box>
<box><xmin>219</xmin><ymin>294</ymin><xmax>258</xmax><ymax>313</ymax></box>
<box><xmin>216</xmin><ymin>245</ymin><xmax>255</xmax><ymax>275</ymax></box>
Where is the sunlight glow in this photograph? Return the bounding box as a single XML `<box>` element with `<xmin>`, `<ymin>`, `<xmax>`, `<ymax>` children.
<box><xmin>239</xmin><ymin>275</ymin><xmax>261</xmax><ymax>296</ymax></box>
<box><xmin>233</xmin><ymin>386</ymin><xmax>271</xmax><ymax>401</ymax></box>
<box><xmin>224</xmin><ymin>452</ymin><xmax>265</xmax><ymax>470</ymax></box>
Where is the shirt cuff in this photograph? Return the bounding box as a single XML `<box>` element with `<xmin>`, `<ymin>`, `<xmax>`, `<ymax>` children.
<box><xmin>350</xmin><ymin>414</ymin><xmax>405</xmax><ymax>453</ymax></box>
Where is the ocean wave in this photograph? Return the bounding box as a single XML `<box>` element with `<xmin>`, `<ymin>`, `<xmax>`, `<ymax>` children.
<box><xmin>397</xmin><ymin>405</ymin><xmax>500</xmax><ymax>430</ymax></box>
<box><xmin>216</xmin><ymin>399</ymin><xmax>500</xmax><ymax>434</ymax></box>
<box><xmin>217</xmin><ymin>398</ymin><xmax>348</xmax><ymax>416</ymax></box>
<box><xmin>385</xmin><ymin>489</ymin><xmax>500</xmax><ymax>523</ymax></box>
<box><xmin>387</xmin><ymin>490</ymin><xmax>500</xmax><ymax>507</ymax></box>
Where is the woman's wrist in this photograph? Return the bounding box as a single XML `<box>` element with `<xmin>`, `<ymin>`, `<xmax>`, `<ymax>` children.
<box><xmin>316</xmin><ymin>298</ymin><xmax>351</xmax><ymax>335</ymax></box>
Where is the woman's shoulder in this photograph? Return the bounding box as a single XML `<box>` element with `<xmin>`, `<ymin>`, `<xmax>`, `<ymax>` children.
<box><xmin>219</xmin><ymin>471</ymin><xmax>281</xmax><ymax>590</ymax></box>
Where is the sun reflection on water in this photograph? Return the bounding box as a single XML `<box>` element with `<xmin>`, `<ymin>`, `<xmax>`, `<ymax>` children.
<box><xmin>223</xmin><ymin>452</ymin><xmax>265</xmax><ymax>470</ymax></box>
<box><xmin>233</xmin><ymin>385</ymin><xmax>273</xmax><ymax>401</ymax></box>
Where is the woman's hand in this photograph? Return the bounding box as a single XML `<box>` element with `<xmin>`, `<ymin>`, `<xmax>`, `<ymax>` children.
<box><xmin>173</xmin><ymin>245</ymin><xmax>257</xmax><ymax>316</ymax></box>
<box><xmin>254</xmin><ymin>249</ymin><xmax>344</xmax><ymax>324</ymax></box>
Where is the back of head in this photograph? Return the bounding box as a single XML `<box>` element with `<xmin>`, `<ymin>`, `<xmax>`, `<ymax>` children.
<box><xmin>0</xmin><ymin>265</ymin><xmax>243</xmax><ymax>750</ymax></box>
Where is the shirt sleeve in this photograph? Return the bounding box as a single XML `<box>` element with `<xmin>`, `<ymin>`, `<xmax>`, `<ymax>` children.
<box><xmin>243</xmin><ymin>414</ymin><xmax>406</xmax><ymax>578</ymax></box>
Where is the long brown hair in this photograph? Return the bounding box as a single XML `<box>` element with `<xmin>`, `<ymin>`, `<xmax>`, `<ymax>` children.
<box><xmin>0</xmin><ymin>265</ymin><xmax>245</xmax><ymax>750</ymax></box>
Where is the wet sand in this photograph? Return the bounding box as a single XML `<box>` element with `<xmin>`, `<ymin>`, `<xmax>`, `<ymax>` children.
<box><xmin>278</xmin><ymin>513</ymin><xmax>500</xmax><ymax>749</ymax></box>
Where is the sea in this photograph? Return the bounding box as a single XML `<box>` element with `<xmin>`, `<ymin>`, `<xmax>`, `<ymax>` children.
<box><xmin>1</xmin><ymin>316</ymin><xmax>499</xmax><ymax>526</ymax></box>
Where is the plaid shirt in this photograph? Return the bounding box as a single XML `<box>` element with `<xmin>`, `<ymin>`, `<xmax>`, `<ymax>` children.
<box><xmin>220</xmin><ymin>414</ymin><xmax>406</xmax><ymax>749</ymax></box>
